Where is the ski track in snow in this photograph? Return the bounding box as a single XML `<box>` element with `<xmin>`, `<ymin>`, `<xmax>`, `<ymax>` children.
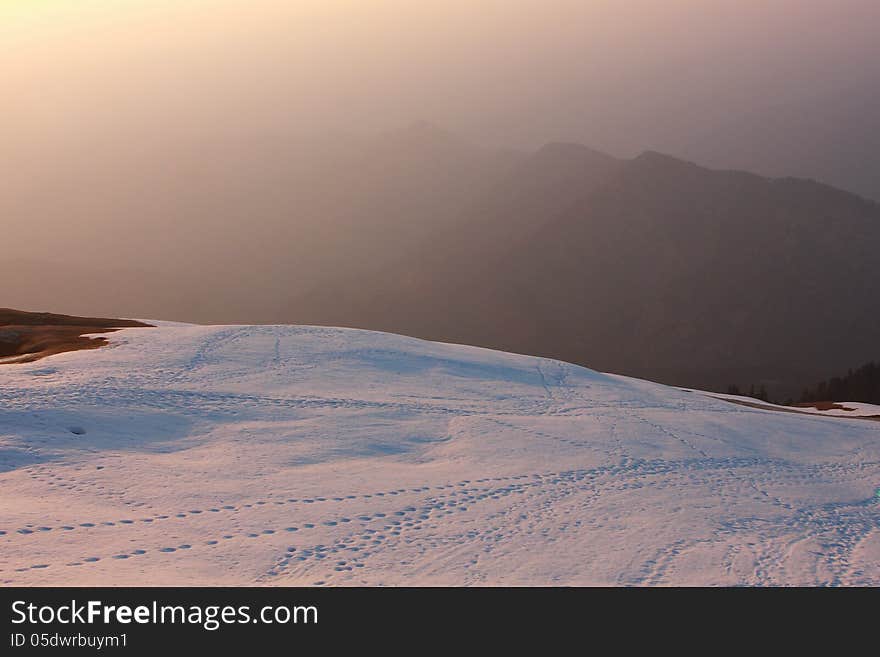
<box><xmin>1</xmin><ymin>323</ymin><xmax>879</xmax><ymax>586</ymax></box>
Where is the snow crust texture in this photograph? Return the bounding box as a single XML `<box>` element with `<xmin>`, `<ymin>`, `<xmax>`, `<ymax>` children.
<box><xmin>1</xmin><ymin>324</ymin><xmax>879</xmax><ymax>585</ymax></box>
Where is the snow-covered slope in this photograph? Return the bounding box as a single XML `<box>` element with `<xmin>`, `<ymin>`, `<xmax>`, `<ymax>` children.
<box><xmin>1</xmin><ymin>324</ymin><xmax>879</xmax><ymax>586</ymax></box>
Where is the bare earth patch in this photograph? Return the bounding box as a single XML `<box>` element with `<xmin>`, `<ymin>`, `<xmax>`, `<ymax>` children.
<box><xmin>795</xmin><ymin>401</ymin><xmax>854</xmax><ymax>412</ymax></box>
<box><xmin>0</xmin><ymin>309</ymin><xmax>152</xmax><ymax>365</ymax></box>
<box><xmin>712</xmin><ymin>395</ymin><xmax>880</xmax><ymax>422</ymax></box>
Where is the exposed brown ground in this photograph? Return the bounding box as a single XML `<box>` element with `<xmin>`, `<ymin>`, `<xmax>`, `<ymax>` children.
<box><xmin>712</xmin><ymin>395</ymin><xmax>880</xmax><ymax>422</ymax></box>
<box><xmin>0</xmin><ymin>309</ymin><xmax>152</xmax><ymax>364</ymax></box>
<box><xmin>795</xmin><ymin>401</ymin><xmax>853</xmax><ymax>411</ymax></box>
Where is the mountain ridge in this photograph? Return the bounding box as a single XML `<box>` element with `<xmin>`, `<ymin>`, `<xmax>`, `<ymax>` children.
<box><xmin>285</xmin><ymin>134</ymin><xmax>880</xmax><ymax>398</ymax></box>
<box><xmin>4</xmin><ymin>128</ymin><xmax>877</xmax><ymax>396</ymax></box>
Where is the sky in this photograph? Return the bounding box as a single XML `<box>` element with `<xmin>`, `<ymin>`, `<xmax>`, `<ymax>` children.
<box><xmin>1</xmin><ymin>0</ymin><xmax>878</xmax><ymax>306</ymax></box>
<box><xmin>3</xmin><ymin>0</ymin><xmax>878</xmax><ymax>154</ymax></box>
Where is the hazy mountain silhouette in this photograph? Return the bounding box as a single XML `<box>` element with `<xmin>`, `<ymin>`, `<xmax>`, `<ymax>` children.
<box><xmin>7</xmin><ymin>126</ymin><xmax>878</xmax><ymax>396</ymax></box>
<box><xmin>674</xmin><ymin>80</ymin><xmax>880</xmax><ymax>202</ymax></box>
<box><xmin>288</xmin><ymin>142</ymin><xmax>880</xmax><ymax>398</ymax></box>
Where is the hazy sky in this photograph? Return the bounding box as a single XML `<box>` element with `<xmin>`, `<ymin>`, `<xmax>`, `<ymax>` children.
<box><xmin>2</xmin><ymin>0</ymin><xmax>878</xmax><ymax>272</ymax></box>
<box><xmin>1</xmin><ymin>1</ymin><xmax>879</xmax><ymax>321</ymax></box>
<box><xmin>3</xmin><ymin>0</ymin><xmax>879</xmax><ymax>155</ymax></box>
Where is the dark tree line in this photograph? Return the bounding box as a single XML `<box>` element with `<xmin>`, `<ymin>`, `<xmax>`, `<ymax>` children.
<box><xmin>725</xmin><ymin>361</ymin><xmax>880</xmax><ymax>406</ymax></box>
<box><xmin>726</xmin><ymin>384</ymin><xmax>770</xmax><ymax>403</ymax></box>
<box><xmin>799</xmin><ymin>361</ymin><xmax>880</xmax><ymax>405</ymax></box>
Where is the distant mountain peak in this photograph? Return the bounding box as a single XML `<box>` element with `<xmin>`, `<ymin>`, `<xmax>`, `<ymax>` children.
<box><xmin>633</xmin><ymin>149</ymin><xmax>698</xmax><ymax>168</ymax></box>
